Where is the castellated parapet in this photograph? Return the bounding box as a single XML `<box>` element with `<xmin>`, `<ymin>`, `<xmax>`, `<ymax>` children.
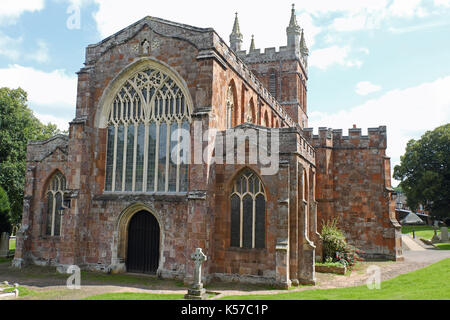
<box><xmin>303</xmin><ymin>126</ymin><xmax>387</xmax><ymax>149</ymax></box>
<box><xmin>237</xmin><ymin>46</ymin><xmax>308</xmax><ymax>76</ymax></box>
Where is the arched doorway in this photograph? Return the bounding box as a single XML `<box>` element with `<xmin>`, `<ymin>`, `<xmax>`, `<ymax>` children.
<box><xmin>126</xmin><ymin>211</ymin><xmax>160</xmax><ymax>274</ymax></box>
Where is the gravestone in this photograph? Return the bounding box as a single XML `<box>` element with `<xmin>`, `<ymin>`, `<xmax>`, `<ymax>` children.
<box><xmin>0</xmin><ymin>233</ymin><xmax>9</xmax><ymax>258</ymax></box>
<box><xmin>185</xmin><ymin>248</ymin><xmax>208</xmax><ymax>300</ymax></box>
<box><xmin>440</xmin><ymin>227</ymin><xmax>449</xmax><ymax>243</ymax></box>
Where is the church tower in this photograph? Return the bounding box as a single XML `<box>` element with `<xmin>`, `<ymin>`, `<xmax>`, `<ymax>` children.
<box><xmin>234</xmin><ymin>4</ymin><xmax>309</xmax><ymax>128</ymax></box>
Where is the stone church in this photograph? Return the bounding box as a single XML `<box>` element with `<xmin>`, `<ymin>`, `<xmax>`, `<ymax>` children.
<box><xmin>13</xmin><ymin>6</ymin><xmax>403</xmax><ymax>288</ymax></box>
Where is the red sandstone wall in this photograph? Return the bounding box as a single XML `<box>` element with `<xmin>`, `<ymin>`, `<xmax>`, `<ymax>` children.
<box><xmin>308</xmin><ymin>127</ymin><xmax>401</xmax><ymax>260</ymax></box>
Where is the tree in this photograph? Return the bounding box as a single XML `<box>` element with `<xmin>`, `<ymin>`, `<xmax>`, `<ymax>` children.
<box><xmin>0</xmin><ymin>186</ymin><xmax>11</xmax><ymax>234</ymax></box>
<box><xmin>394</xmin><ymin>123</ymin><xmax>450</xmax><ymax>218</ymax></box>
<box><xmin>0</xmin><ymin>87</ymin><xmax>62</xmax><ymax>227</ymax></box>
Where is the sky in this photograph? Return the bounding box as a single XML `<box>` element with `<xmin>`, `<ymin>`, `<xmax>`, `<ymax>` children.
<box><xmin>0</xmin><ymin>0</ymin><xmax>450</xmax><ymax>186</ymax></box>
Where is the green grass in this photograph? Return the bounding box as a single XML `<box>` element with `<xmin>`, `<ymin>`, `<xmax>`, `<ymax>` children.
<box><xmin>1</xmin><ymin>286</ymin><xmax>38</xmax><ymax>297</ymax></box>
<box><xmin>84</xmin><ymin>292</ymin><xmax>185</xmax><ymax>300</ymax></box>
<box><xmin>402</xmin><ymin>225</ymin><xmax>440</xmax><ymax>240</ymax></box>
<box><xmin>9</xmin><ymin>238</ymin><xmax>16</xmax><ymax>251</ymax></box>
<box><xmin>79</xmin><ymin>271</ymin><xmax>186</xmax><ymax>288</ymax></box>
<box><xmin>316</xmin><ymin>262</ymin><xmax>345</xmax><ymax>268</ymax></box>
<box><xmin>220</xmin><ymin>258</ymin><xmax>450</xmax><ymax>300</ymax></box>
<box><xmin>0</xmin><ymin>257</ymin><xmax>12</xmax><ymax>264</ymax></box>
<box><xmin>436</xmin><ymin>243</ymin><xmax>450</xmax><ymax>250</ymax></box>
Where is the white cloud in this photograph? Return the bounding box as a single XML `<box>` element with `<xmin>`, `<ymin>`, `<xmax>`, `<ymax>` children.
<box><xmin>26</xmin><ymin>40</ymin><xmax>50</xmax><ymax>63</ymax></box>
<box><xmin>355</xmin><ymin>81</ymin><xmax>382</xmax><ymax>96</ymax></box>
<box><xmin>0</xmin><ymin>0</ymin><xmax>45</xmax><ymax>24</ymax></box>
<box><xmin>35</xmin><ymin>113</ymin><xmax>70</xmax><ymax>131</ymax></box>
<box><xmin>389</xmin><ymin>0</ymin><xmax>427</xmax><ymax>18</ymax></box>
<box><xmin>0</xmin><ymin>34</ymin><xmax>50</xmax><ymax>63</ymax></box>
<box><xmin>435</xmin><ymin>0</ymin><xmax>450</xmax><ymax>6</ymax></box>
<box><xmin>0</xmin><ymin>65</ymin><xmax>76</xmax><ymax>106</ymax></box>
<box><xmin>309</xmin><ymin>46</ymin><xmax>362</xmax><ymax>70</ymax></box>
<box><xmin>0</xmin><ymin>65</ymin><xmax>76</xmax><ymax>130</ymax></box>
<box><xmin>309</xmin><ymin>76</ymin><xmax>450</xmax><ymax>181</ymax></box>
<box><xmin>0</xmin><ymin>32</ymin><xmax>23</xmax><ymax>60</ymax></box>
<box><xmin>88</xmin><ymin>0</ymin><xmax>323</xmax><ymax>51</ymax></box>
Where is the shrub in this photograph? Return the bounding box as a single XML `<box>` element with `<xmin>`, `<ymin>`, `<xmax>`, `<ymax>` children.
<box><xmin>321</xmin><ymin>218</ymin><xmax>347</xmax><ymax>262</ymax></box>
<box><xmin>320</xmin><ymin>218</ymin><xmax>364</xmax><ymax>269</ymax></box>
<box><xmin>336</xmin><ymin>245</ymin><xmax>365</xmax><ymax>268</ymax></box>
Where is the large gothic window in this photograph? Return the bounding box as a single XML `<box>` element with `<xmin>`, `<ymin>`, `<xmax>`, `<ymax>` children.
<box><xmin>230</xmin><ymin>169</ymin><xmax>266</xmax><ymax>249</ymax></box>
<box><xmin>104</xmin><ymin>68</ymin><xmax>191</xmax><ymax>193</ymax></box>
<box><xmin>45</xmin><ymin>172</ymin><xmax>66</xmax><ymax>237</ymax></box>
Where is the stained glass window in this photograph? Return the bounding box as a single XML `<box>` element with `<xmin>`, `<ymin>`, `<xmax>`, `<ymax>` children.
<box><xmin>104</xmin><ymin>67</ymin><xmax>191</xmax><ymax>193</ymax></box>
<box><xmin>230</xmin><ymin>169</ymin><xmax>266</xmax><ymax>249</ymax></box>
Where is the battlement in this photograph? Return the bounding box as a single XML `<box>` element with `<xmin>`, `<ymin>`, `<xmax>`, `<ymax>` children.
<box><xmin>216</xmin><ymin>38</ymin><xmax>301</xmax><ymax>129</ymax></box>
<box><xmin>303</xmin><ymin>126</ymin><xmax>387</xmax><ymax>149</ymax></box>
<box><xmin>236</xmin><ymin>45</ymin><xmax>308</xmax><ymax>75</ymax></box>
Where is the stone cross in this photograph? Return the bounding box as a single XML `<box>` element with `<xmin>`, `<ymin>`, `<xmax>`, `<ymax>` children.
<box><xmin>185</xmin><ymin>248</ymin><xmax>208</xmax><ymax>300</ymax></box>
<box><xmin>191</xmin><ymin>248</ymin><xmax>207</xmax><ymax>289</ymax></box>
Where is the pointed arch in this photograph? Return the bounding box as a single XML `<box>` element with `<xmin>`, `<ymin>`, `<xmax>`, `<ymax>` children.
<box><xmin>226</xmin><ymin>80</ymin><xmax>238</xmax><ymax>129</ymax></box>
<box><xmin>116</xmin><ymin>203</ymin><xmax>164</xmax><ymax>272</ymax></box>
<box><xmin>43</xmin><ymin>170</ymin><xmax>67</xmax><ymax>237</ymax></box>
<box><xmin>229</xmin><ymin>168</ymin><xmax>266</xmax><ymax>249</ymax></box>
<box><xmin>249</xmin><ymin>98</ymin><xmax>256</xmax><ymax>124</ymax></box>
<box><xmin>100</xmin><ymin>58</ymin><xmax>192</xmax><ymax>194</ymax></box>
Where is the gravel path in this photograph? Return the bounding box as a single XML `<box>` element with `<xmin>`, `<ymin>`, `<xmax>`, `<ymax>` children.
<box><xmin>0</xmin><ymin>249</ymin><xmax>448</xmax><ymax>300</ymax></box>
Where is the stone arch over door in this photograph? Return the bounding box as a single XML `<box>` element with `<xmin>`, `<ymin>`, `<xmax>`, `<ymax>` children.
<box><xmin>114</xmin><ymin>203</ymin><xmax>164</xmax><ymax>273</ymax></box>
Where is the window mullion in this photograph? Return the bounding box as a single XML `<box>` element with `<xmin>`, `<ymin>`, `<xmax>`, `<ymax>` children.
<box><xmin>165</xmin><ymin>121</ymin><xmax>170</xmax><ymax>192</ymax></box>
<box><xmin>176</xmin><ymin>121</ymin><xmax>181</xmax><ymax>193</ymax></box>
<box><xmin>122</xmin><ymin>124</ymin><xmax>128</xmax><ymax>192</ymax></box>
<box><xmin>111</xmin><ymin>125</ymin><xmax>118</xmax><ymax>192</ymax></box>
<box><xmin>132</xmin><ymin>123</ymin><xmax>138</xmax><ymax>192</ymax></box>
<box><xmin>154</xmin><ymin>122</ymin><xmax>160</xmax><ymax>191</ymax></box>
<box><xmin>240</xmin><ymin>195</ymin><xmax>243</xmax><ymax>248</ymax></box>
<box><xmin>252</xmin><ymin>195</ymin><xmax>256</xmax><ymax>249</ymax></box>
<box><xmin>51</xmin><ymin>192</ymin><xmax>56</xmax><ymax>237</ymax></box>
<box><xmin>142</xmin><ymin>122</ymin><xmax>149</xmax><ymax>192</ymax></box>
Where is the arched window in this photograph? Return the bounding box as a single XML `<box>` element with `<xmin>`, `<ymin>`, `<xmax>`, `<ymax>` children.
<box><xmin>230</xmin><ymin>169</ymin><xmax>266</xmax><ymax>249</ymax></box>
<box><xmin>104</xmin><ymin>68</ymin><xmax>192</xmax><ymax>193</ymax></box>
<box><xmin>248</xmin><ymin>98</ymin><xmax>256</xmax><ymax>124</ymax></box>
<box><xmin>45</xmin><ymin>172</ymin><xmax>66</xmax><ymax>237</ymax></box>
<box><xmin>226</xmin><ymin>85</ymin><xmax>234</xmax><ymax>129</ymax></box>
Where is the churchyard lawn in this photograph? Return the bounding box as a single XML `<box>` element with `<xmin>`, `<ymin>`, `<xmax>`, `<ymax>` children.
<box><xmin>402</xmin><ymin>225</ymin><xmax>441</xmax><ymax>240</ymax></box>
<box><xmin>219</xmin><ymin>258</ymin><xmax>450</xmax><ymax>300</ymax></box>
<box><xmin>402</xmin><ymin>226</ymin><xmax>449</xmax><ymax>250</ymax></box>
<box><xmin>1</xmin><ymin>254</ymin><xmax>448</xmax><ymax>300</ymax></box>
<box><xmin>81</xmin><ymin>258</ymin><xmax>450</xmax><ymax>300</ymax></box>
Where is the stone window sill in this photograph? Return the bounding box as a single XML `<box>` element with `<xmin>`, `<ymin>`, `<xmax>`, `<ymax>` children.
<box><xmin>227</xmin><ymin>247</ymin><xmax>267</xmax><ymax>253</ymax></box>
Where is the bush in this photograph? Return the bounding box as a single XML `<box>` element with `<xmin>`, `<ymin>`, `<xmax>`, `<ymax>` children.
<box><xmin>320</xmin><ymin>218</ymin><xmax>364</xmax><ymax>269</ymax></box>
<box><xmin>336</xmin><ymin>245</ymin><xmax>365</xmax><ymax>268</ymax></box>
<box><xmin>321</xmin><ymin>219</ymin><xmax>347</xmax><ymax>262</ymax></box>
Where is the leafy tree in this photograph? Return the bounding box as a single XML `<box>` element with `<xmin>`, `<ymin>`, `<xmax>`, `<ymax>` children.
<box><xmin>394</xmin><ymin>123</ymin><xmax>450</xmax><ymax>218</ymax></box>
<box><xmin>0</xmin><ymin>87</ymin><xmax>62</xmax><ymax>228</ymax></box>
<box><xmin>0</xmin><ymin>186</ymin><xmax>11</xmax><ymax>234</ymax></box>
